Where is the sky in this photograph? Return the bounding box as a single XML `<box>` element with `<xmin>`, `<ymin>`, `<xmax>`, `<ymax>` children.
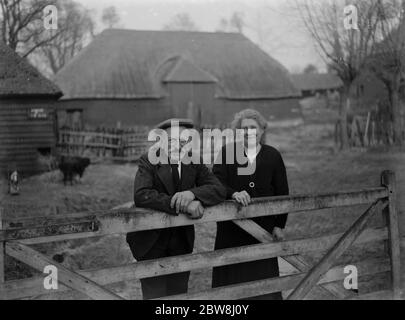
<box><xmin>77</xmin><ymin>0</ymin><xmax>326</xmax><ymax>73</ymax></box>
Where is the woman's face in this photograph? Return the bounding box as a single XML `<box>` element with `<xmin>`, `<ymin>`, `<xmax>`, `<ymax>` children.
<box><xmin>240</xmin><ymin>118</ymin><xmax>263</xmax><ymax>147</ymax></box>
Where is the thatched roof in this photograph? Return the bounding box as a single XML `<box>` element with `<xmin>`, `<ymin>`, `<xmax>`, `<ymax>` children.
<box><xmin>162</xmin><ymin>56</ymin><xmax>218</xmax><ymax>83</ymax></box>
<box><xmin>0</xmin><ymin>42</ymin><xmax>62</xmax><ymax>98</ymax></box>
<box><xmin>291</xmin><ymin>73</ymin><xmax>343</xmax><ymax>92</ymax></box>
<box><xmin>55</xmin><ymin>29</ymin><xmax>300</xmax><ymax>100</ymax></box>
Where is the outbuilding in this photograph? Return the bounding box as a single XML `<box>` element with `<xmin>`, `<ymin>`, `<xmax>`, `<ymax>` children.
<box><xmin>0</xmin><ymin>42</ymin><xmax>62</xmax><ymax>177</ymax></box>
<box><xmin>291</xmin><ymin>73</ymin><xmax>343</xmax><ymax>98</ymax></box>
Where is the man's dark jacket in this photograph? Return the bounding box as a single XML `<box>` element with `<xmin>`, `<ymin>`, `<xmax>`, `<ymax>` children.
<box><xmin>126</xmin><ymin>153</ymin><xmax>226</xmax><ymax>259</ymax></box>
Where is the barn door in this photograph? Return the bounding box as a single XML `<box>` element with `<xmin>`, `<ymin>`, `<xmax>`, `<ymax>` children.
<box><xmin>168</xmin><ymin>82</ymin><xmax>215</xmax><ymax>129</ymax></box>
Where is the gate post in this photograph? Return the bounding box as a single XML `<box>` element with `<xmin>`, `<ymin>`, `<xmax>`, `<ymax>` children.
<box><xmin>381</xmin><ymin>170</ymin><xmax>402</xmax><ymax>299</ymax></box>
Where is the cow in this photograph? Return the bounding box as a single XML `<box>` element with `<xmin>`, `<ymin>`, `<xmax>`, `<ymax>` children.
<box><xmin>58</xmin><ymin>156</ymin><xmax>91</xmax><ymax>185</ymax></box>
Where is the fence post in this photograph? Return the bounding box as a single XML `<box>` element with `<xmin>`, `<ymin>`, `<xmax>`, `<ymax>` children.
<box><xmin>381</xmin><ymin>170</ymin><xmax>402</xmax><ymax>299</ymax></box>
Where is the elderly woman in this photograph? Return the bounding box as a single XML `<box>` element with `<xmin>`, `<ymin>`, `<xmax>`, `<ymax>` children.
<box><xmin>212</xmin><ymin>109</ymin><xmax>289</xmax><ymax>300</ymax></box>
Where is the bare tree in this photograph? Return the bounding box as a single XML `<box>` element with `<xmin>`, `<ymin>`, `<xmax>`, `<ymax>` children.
<box><xmin>295</xmin><ymin>0</ymin><xmax>382</xmax><ymax>149</ymax></box>
<box><xmin>34</xmin><ymin>0</ymin><xmax>94</xmax><ymax>74</ymax></box>
<box><xmin>163</xmin><ymin>13</ymin><xmax>198</xmax><ymax>31</ymax></box>
<box><xmin>215</xmin><ymin>12</ymin><xmax>245</xmax><ymax>34</ymax></box>
<box><xmin>229</xmin><ymin>12</ymin><xmax>244</xmax><ymax>34</ymax></box>
<box><xmin>216</xmin><ymin>17</ymin><xmax>229</xmax><ymax>32</ymax></box>
<box><xmin>303</xmin><ymin>63</ymin><xmax>319</xmax><ymax>74</ymax></box>
<box><xmin>290</xmin><ymin>65</ymin><xmax>303</xmax><ymax>73</ymax></box>
<box><xmin>0</xmin><ymin>0</ymin><xmax>63</xmax><ymax>57</ymax></box>
<box><xmin>101</xmin><ymin>6</ymin><xmax>120</xmax><ymax>29</ymax></box>
<box><xmin>368</xmin><ymin>0</ymin><xmax>405</xmax><ymax>145</ymax></box>
<box><xmin>243</xmin><ymin>5</ymin><xmax>300</xmax><ymax>58</ymax></box>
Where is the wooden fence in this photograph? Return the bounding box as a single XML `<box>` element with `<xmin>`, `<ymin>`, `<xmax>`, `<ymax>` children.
<box><xmin>335</xmin><ymin>114</ymin><xmax>405</xmax><ymax>148</ymax></box>
<box><xmin>0</xmin><ymin>171</ymin><xmax>402</xmax><ymax>300</ymax></box>
<box><xmin>57</xmin><ymin>128</ymin><xmax>151</xmax><ymax>161</ymax></box>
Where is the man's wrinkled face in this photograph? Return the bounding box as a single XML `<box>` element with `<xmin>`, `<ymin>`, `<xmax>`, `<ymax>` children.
<box><xmin>241</xmin><ymin>118</ymin><xmax>262</xmax><ymax>147</ymax></box>
<box><xmin>166</xmin><ymin>126</ymin><xmax>190</xmax><ymax>162</ymax></box>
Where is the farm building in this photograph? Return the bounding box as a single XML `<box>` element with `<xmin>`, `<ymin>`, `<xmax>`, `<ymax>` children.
<box><xmin>0</xmin><ymin>42</ymin><xmax>62</xmax><ymax>178</ymax></box>
<box><xmin>55</xmin><ymin>29</ymin><xmax>302</xmax><ymax>129</ymax></box>
<box><xmin>350</xmin><ymin>68</ymin><xmax>405</xmax><ymax>116</ymax></box>
<box><xmin>349</xmin><ymin>70</ymin><xmax>389</xmax><ymax>113</ymax></box>
<box><xmin>291</xmin><ymin>73</ymin><xmax>343</xmax><ymax>98</ymax></box>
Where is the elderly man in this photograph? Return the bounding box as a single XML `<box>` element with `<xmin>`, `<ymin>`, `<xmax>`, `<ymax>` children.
<box><xmin>126</xmin><ymin>118</ymin><xmax>226</xmax><ymax>299</ymax></box>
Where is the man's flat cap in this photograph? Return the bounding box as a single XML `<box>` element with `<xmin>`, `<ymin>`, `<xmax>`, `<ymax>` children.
<box><xmin>156</xmin><ymin>118</ymin><xmax>194</xmax><ymax>130</ymax></box>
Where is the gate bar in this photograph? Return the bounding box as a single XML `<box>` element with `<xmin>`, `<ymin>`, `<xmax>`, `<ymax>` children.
<box><xmin>5</xmin><ymin>241</ymin><xmax>124</xmax><ymax>300</ymax></box>
<box><xmin>287</xmin><ymin>199</ymin><xmax>386</xmax><ymax>300</ymax></box>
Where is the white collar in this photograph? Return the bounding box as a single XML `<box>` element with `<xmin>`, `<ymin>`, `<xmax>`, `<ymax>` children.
<box><xmin>245</xmin><ymin>144</ymin><xmax>261</xmax><ymax>163</ymax></box>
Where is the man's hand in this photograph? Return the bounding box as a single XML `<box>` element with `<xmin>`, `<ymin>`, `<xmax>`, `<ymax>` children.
<box><xmin>185</xmin><ymin>200</ymin><xmax>204</xmax><ymax>219</ymax></box>
<box><xmin>272</xmin><ymin>227</ymin><xmax>285</xmax><ymax>241</ymax></box>
<box><xmin>171</xmin><ymin>191</ymin><xmax>195</xmax><ymax>214</ymax></box>
<box><xmin>232</xmin><ymin>191</ymin><xmax>251</xmax><ymax>207</ymax></box>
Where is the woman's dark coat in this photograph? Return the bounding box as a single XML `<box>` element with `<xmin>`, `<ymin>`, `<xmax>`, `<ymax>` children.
<box><xmin>212</xmin><ymin>143</ymin><xmax>289</xmax><ymax>299</ymax></box>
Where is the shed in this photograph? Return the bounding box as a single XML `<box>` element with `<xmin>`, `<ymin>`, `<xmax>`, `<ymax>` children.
<box><xmin>0</xmin><ymin>42</ymin><xmax>62</xmax><ymax>177</ymax></box>
<box><xmin>291</xmin><ymin>73</ymin><xmax>343</xmax><ymax>97</ymax></box>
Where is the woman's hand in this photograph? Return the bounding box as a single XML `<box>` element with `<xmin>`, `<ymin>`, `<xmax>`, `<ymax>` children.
<box><xmin>232</xmin><ymin>191</ymin><xmax>251</xmax><ymax>207</ymax></box>
<box><xmin>272</xmin><ymin>227</ymin><xmax>285</xmax><ymax>241</ymax></box>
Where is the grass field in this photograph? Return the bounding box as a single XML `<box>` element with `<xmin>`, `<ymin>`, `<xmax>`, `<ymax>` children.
<box><xmin>1</xmin><ymin>98</ymin><xmax>404</xmax><ymax>299</ymax></box>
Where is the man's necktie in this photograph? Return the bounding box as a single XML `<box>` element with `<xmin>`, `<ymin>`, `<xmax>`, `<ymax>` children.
<box><xmin>171</xmin><ymin>164</ymin><xmax>181</xmax><ymax>191</ymax></box>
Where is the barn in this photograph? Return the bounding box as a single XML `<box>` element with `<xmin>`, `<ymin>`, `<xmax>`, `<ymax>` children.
<box><xmin>291</xmin><ymin>73</ymin><xmax>343</xmax><ymax>98</ymax></box>
<box><xmin>55</xmin><ymin>29</ymin><xmax>302</xmax><ymax>129</ymax></box>
<box><xmin>0</xmin><ymin>42</ymin><xmax>62</xmax><ymax>178</ymax></box>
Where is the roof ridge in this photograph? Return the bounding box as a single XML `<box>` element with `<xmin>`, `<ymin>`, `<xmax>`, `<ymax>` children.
<box><xmin>162</xmin><ymin>56</ymin><xmax>218</xmax><ymax>83</ymax></box>
<box><xmin>100</xmin><ymin>28</ymin><xmax>244</xmax><ymax>36</ymax></box>
<box><xmin>55</xmin><ymin>29</ymin><xmax>300</xmax><ymax>100</ymax></box>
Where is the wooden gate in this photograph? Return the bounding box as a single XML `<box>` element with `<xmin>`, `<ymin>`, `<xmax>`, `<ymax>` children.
<box><xmin>0</xmin><ymin>171</ymin><xmax>402</xmax><ymax>300</ymax></box>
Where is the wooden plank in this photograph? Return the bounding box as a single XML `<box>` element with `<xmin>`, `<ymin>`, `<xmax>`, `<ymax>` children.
<box><xmin>0</xmin><ymin>106</ymin><xmax>54</xmax><ymax>113</ymax></box>
<box><xmin>348</xmin><ymin>290</ymin><xmax>394</xmax><ymax>300</ymax></box>
<box><xmin>5</xmin><ymin>242</ymin><xmax>124</xmax><ymax>300</ymax></box>
<box><xmin>0</xmin><ymin>145</ymin><xmax>54</xmax><ymax>153</ymax></box>
<box><xmin>0</xmin><ymin>120</ymin><xmax>54</xmax><ymax>126</ymax></box>
<box><xmin>0</xmin><ymin>138</ymin><xmax>55</xmax><ymax>145</ymax></box>
<box><xmin>58</xmin><ymin>142</ymin><xmax>120</xmax><ymax>149</ymax></box>
<box><xmin>0</xmin><ymin>188</ymin><xmax>389</xmax><ymax>242</ymax></box>
<box><xmin>3</xmin><ymin>214</ymin><xmax>97</xmax><ymax>230</ymax></box>
<box><xmin>17</xmin><ymin>232</ymin><xmax>97</xmax><ymax>245</ymax></box>
<box><xmin>233</xmin><ymin>219</ymin><xmax>351</xmax><ymax>299</ymax></box>
<box><xmin>111</xmin><ymin>156</ymin><xmax>142</xmax><ymax>161</ymax></box>
<box><xmin>59</xmin><ymin>131</ymin><xmax>121</xmax><ymax>140</ymax></box>
<box><xmin>0</xmin><ymin>126</ymin><xmax>54</xmax><ymax>134</ymax></box>
<box><xmin>0</xmin><ymin>132</ymin><xmax>55</xmax><ymax>139</ymax></box>
<box><xmin>122</xmin><ymin>142</ymin><xmax>151</xmax><ymax>148</ymax></box>
<box><xmin>381</xmin><ymin>171</ymin><xmax>402</xmax><ymax>299</ymax></box>
<box><xmin>1</xmin><ymin>220</ymin><xmax>97</xmax><ymax>242</ymax></box>
<box><xmin>0</xmin><ymin>229</ymin><xmax>388</xmax><ymax>300</ymax></box>
<box><xmin>287</xmin><ymin>199</ymin><xmax>386</xmax><ymax>300</ymax></box>
<box><xmin>158</xmin><ymin>261</ymin><xmax>390</xmax><ymax>300</ymax></box>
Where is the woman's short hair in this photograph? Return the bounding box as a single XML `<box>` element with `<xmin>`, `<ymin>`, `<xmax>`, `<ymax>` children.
<box><xmin>231</xmin><ymin>109</ymin><xmax>268</xmax><ymax>144</ymax></box>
